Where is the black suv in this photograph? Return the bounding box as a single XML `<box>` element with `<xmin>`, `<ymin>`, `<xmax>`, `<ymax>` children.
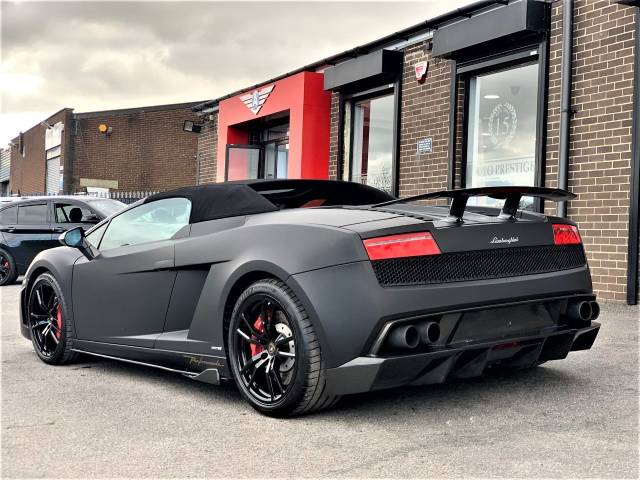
<box><xmin>0</xmin><ymin>196</ymin><xmax>125</xmax><ymax>285</ymax></box>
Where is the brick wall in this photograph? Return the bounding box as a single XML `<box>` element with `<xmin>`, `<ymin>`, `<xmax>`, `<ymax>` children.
<box><xmin>398</xmin><ymin>43</ymin><xmax>453</xmax><ymax>200</ymax></box>
<box><xmin>197</xmin><ymin>113</ymin><xmax>218</xmax><ymax>185</ymax></box>
<box><xmin>328</xmin><ymin>92</ymin><xmax>341</xmax><ymax>180</ymax></box>
<box><xmin>9</xmin><ymin>108</ymin><xmax>73</xmax><ymax>194</ymax></box>
<box><xmin>545</xmin><ymin>1</ymin><xmax>636</xmax><ymax>302</ymax></box>
<box><xmin>72</xmin><ymin>104</ymin><xmax>200</xmax><ymax>191</ymax></box>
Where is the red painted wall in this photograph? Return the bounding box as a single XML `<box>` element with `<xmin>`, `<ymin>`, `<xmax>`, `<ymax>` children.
<box><xmin>216</xmin><ymin>71</ymin><xmax>331</xmax><ymax>182</ymax></box>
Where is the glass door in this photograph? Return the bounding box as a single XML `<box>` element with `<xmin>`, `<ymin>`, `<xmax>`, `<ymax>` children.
<box><xmin>263</xmin><ymin>139</ymin><xmax>289</xmax><ymax>179</ymax></box>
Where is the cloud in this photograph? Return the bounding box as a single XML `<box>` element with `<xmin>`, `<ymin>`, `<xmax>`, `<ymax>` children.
<box><xmin>0</xmin><ymin>0</ymin><xmax>472</xmax><ymax>145</ymax></box>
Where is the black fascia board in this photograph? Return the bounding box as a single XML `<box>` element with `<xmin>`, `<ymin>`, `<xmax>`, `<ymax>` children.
<box><xmin>323</xmin><ymin>50</ymin><xmax>404</xmax><ymax>92</ymax></box>
<box><xmin>432</xmin><ymin>0</ymin><xmax>549</xmax><ymax>59</ymax></box>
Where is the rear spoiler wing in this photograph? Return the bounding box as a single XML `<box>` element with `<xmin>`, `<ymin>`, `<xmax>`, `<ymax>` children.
<box><xmin>372</xmin><ymin>186</ymin><xmax>576</xmax><ymax>223</ymax></box>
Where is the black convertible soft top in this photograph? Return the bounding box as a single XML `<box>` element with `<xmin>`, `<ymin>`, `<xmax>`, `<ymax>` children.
<box><xmin>144</xmin><ymin>183</ymin><xmax>279</xmax><ymax>224</ymax></box>
<box><xmin>144</xmin><ymin>180</ymin><xmax>395</xmax><ymax>224</ymax></box>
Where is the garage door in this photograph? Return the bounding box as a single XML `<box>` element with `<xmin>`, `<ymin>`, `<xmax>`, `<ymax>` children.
<box><xmin>45</xmin><ymin>157</ymin><xmax>60</xmax><ymax>194</ymax></box>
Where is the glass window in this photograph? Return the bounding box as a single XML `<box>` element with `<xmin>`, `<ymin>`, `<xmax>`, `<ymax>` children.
<box><xmin>85</xmin><ymin>222</ymin><xmax>108</xmax><ymax>248</ymax></box>
<box><xmin>54</xmin><ymin>203</ymin><xmax>93</xmax><ymax>223</ymax></box>
<box><xmin>99</xmin><ymin>198</ymin><xmax>191</xmax><ymax>251</ymax></box>
<box><xmin>349</xmin><ymin>93</ymin><xmax>394</xmax><ymax>194</ymax></box>
<box><xmin>0</xmin><ymin>206</ymin><xmax>17</xmax><ymax>225</ymax></box>
<box><xmin>465</xmin><ymin>62</ymin><xmax>539</xmax><ymax>208</ymax></box>
<box><xmin>227</xmin><ymin>146</ymin><xmax>261</xmax><ymax>181</ymax></box>
<box><xmin>18</xmin><ymin>204</ymin><xmax>48</xmax><ymax>225</ymax></box>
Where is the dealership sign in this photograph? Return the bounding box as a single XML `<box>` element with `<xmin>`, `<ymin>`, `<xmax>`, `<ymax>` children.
<box><xmin>240</xmin><ymin>85</ymin><xmax>275</xmax><ymax>114</ymax></box>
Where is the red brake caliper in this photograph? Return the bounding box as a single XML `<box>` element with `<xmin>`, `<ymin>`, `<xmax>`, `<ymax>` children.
<box><xmin>55</xmin><ymin>306</ymin><xmax>63</xmax><ymax>340</ymax></box>
<box><xmin>250</xmin><ymin>317</ymin><xmax>265</xmax><ymax>357</ymax></box>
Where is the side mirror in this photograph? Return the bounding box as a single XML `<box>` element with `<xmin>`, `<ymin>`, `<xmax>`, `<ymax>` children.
<box><xmin>59</xmin><ymin>227</ymin><xmax>94</xmax><ymax>260</ymax></box>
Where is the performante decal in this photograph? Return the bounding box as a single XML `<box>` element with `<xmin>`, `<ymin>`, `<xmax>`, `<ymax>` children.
<box><xmin>184</xmin><ymin>355</ymin><xmax>225</xmax><ymax>370</ymax></box>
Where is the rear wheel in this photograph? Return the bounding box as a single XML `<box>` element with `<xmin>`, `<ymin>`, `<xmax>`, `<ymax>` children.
<box><xmin>228</xmin><ymin>279</ymin><xmax>340</xmax><ymax>417</ymax></box>
<box><xmin>27</xmin><ymin>273</ymin><xmax>77</xmax><ymax>364</ymax></box>
<box><xmin>0</xmin><ymin>248</ymin><xmax>17</xmax><ymax>286</ymax></box>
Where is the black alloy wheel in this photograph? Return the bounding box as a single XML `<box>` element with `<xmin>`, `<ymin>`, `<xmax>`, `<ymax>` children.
<box><xmin>27</xmin><ymin>273</ymin><xmax>77</xmax><ymax>364</ymax></box>
<box><xmin>228</xmin><ymin>279</ymin><xmax>340</xmax><ymax>417</ymax></box>
<box><xmin>0</xmin><ymin>248</ymin><xmax>17</xmax><ymax>286</ymax></box>
<box><xmin>232</xmin><ymin>294</ymin><xmax>297</xmax><ymax>405</ymax></box>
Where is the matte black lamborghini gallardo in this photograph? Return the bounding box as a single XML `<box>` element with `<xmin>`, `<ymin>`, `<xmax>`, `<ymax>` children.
<box><xmin>19</xmin><ymin>180</ymin><xmax>600</xmax><ymax>417</ymax></box>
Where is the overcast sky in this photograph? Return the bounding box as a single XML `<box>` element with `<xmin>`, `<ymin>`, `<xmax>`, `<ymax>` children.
<box><xmin>1</xmin><ymin>0</ymin><xmax>471</xmax><ymax>146</ymax></box>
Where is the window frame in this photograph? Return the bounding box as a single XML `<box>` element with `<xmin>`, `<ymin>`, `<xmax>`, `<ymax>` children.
<box><xmin>456</xmin><ymin>40</ymin><xmax>549</xmax><ymax>212</ymax></box>
<box><xmin>338</xmin><ymin>81</ymin><xmax>402</xmax><ymax>196</ymax></box>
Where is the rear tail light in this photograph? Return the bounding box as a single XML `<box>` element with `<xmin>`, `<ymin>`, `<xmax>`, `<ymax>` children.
<box><xmin>553</xmin><ymin>224</ymin><xmax>582</xmax><ymax>245</ymax></box>
<box><xmin>363</xmin><ymin>232</ymin><xmax>441</xmax><ymax>260</ymax></box>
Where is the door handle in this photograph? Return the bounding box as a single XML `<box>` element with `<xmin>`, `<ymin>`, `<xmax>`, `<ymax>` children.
<box><xmin>52</xmin><ymin>227</ymin><xmax>65</xmax><ymax>233</ymax></box>
<box><xmin>0</xmin><ymin>227</ymin><xmax>15</xmax><ymax>233</ymax></box>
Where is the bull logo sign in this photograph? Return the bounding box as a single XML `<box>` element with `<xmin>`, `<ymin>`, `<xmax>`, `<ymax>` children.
<box><xmin>240</xmin><ymin>85</ymin><xmax>275</xmax><ymax>115</ymax></box>
<box><xmin>414</xmin><ymin>61</ymin><xmax>428</xmax><ymax>84</ymax></box>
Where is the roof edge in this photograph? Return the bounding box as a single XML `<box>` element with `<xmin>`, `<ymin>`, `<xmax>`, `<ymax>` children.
<box><xmin>75</xmin><ymin>100</ymin><xmax>210</xmax><ymax>119</ymax></box>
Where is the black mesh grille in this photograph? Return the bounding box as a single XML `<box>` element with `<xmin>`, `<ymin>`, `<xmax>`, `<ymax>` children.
<box><xmin>372</xmin><ymin>244</ymin><xmax>586</xmax><ymax>287</ymax></box>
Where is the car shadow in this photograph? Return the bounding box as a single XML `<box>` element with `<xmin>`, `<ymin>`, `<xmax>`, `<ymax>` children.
<box><xmin>68</xmin><ymin>354</ymin><xmax>243</xmax><ymax>403</ymax></box>
<box><xmin>319</xmin><ymin>365</ymin><xmax>588</xmax><ymax>419</ymax></box>
<box><xmin>66</xmin><ymin>354</ymin><xmax>588</xmax><ymax>419</ymax></box>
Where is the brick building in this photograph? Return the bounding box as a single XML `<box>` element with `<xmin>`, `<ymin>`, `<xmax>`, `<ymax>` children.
<box><xmin>7</xmin><ymin>102</ymin><xmax>203</xmax><ymax>195</ymax></box>
<box><xmin>191</xmin><ymin>0</ymin><xmax>639</xmax><ymax>304</ymax></box>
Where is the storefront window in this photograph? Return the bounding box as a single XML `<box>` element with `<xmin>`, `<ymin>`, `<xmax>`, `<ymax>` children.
<box><xmin>465</xmin><ymin>62</ymin><xmax>539</xmax><ymax>207</ymax></box>
<box><xmin>349</xmin><ymin>94</ymin><xmax>394</xmax><ymax>194</ymax></box>
<box><xmin>226</xmin><ymin>146</ymin><xmax>261</xmax><ymax>181</ymax></box>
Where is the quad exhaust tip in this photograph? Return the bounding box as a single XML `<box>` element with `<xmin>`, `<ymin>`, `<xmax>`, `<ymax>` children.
<box><xmin>388</xmin><ymin>325</ymin><xmax>420</xmax><ymax>349</ymax></box>
<box><xmin>418</xmin><ymin>321</ymin><xmax>441</xmax><ymax>345</ymax></box>
<box><xmin>387</xmin><ymin>321</ymin><xmax>442</xmax><ymax>350</ymax></box>
<box><xmin>567</xmin><ymin>300</ymin><xmax>600</xmax><ymax>323</ymax></box>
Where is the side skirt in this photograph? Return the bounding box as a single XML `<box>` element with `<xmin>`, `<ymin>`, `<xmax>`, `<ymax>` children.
<box><xmin>71</xmin><ymin>339</ymin><xmax>229</xmax><ymax>385</ymax></box>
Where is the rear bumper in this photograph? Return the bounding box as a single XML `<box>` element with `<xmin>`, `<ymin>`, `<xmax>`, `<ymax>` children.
<box><xmin>325</xmin><ymin>322</ymin><xmax>600</xmax><ymax>396</ymax></box>
<box><xmin>290</xmin><ymin>260</ymin><xmax>594</xmax><ymax>368</ymax></box>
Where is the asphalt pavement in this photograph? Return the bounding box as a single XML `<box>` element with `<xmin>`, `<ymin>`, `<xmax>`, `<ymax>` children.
<box><xmin>1</xmin><ymin>283</ymin><xmax>638</xmax><ymax>478</ymax></box>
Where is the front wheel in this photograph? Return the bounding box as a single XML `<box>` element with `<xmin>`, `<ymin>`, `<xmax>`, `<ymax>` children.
<box><xmin>27</xmin><ymin>273</ymin><xmax>77</xmax><ymax>364</ymax></box>
<box><xmin>228</xmin><ymin>279</ymin><xmax>340</xmax><ymax>417</ymax></box>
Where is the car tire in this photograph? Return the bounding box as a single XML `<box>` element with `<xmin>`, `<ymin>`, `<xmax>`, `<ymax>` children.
<box><xmin>27</xmin><ymin>272</ymin><xmax>78</xmax><ymax>365</ymax></box>
<box><xmin>0</xmin><ymin>248</ymin><xmax>18</xmax><ymax>286</ymax></box>
<box><xmin>228</xmin><ymin>279</ymin><xmax>340</xmax><ymax>417</ymax></box>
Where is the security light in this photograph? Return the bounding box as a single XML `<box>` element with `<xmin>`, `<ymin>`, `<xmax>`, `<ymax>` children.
<box><xmin>98</xmin><ymin>124</ymin><xmax>113</xmax><ymax>135</ymax></box>
<box><xmin>183</xmin><ymin>120</ymin><xmax>202</xmax><ymax>133</ymax></box>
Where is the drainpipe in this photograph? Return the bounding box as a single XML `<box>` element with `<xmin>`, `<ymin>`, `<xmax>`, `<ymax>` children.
<box><xmin>628</xmin><ymin>6</ymin><xmax>640</xmax><ymax>305</ymax></box>
<box><xmin>557</xmin><ymin>0</ymin><xmax>573</xmax><ymax>217</ymax></box>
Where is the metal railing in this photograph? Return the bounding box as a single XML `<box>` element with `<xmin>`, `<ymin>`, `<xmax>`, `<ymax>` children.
<box><xmin>0</xmin><ymin>190</ymin><xmax>160</xmax><ymax>205</ymax></box>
